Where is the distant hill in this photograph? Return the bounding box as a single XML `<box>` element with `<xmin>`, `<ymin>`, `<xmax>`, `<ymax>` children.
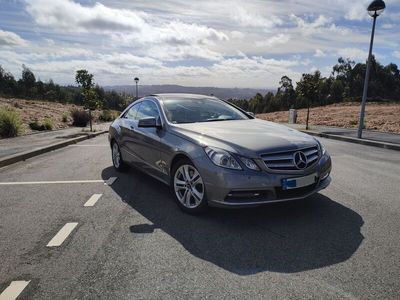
<box><xmin>103</xmin><ymin>84</ymin><xmax>273</xmax><ymax>100</ymax></box>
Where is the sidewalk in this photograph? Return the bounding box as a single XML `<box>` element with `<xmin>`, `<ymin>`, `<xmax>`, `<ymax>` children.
<box><xmin>285</xmin><ymin>123</ymin><xmax>400</xmax><ymax>149</ymax></box>
<box><xmin>0</xmin><ymin>122</ymin><xmax>110</xmax><ymax>160</ymax></box>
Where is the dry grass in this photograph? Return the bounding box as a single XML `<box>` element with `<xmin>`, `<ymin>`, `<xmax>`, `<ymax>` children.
<box><xmin>0</xmin><ymin>97</ymin><xmax>105</xmax><ymax>135</ymax></box>
<box><xmin>257</xmin><ymin>102</ymin><xmax>400</xmax><ymax>134</ymax></box>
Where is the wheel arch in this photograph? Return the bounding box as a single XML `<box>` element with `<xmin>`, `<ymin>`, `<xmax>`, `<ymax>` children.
<box><xmin>169</xmin><ymin>153</ymin><xmax>192</xmax><ymax>175</ymax></box>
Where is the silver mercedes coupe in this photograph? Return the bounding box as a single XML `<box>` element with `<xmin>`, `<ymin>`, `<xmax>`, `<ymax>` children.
<box><xmin>108</xmin><ymin>93</ymin><xmax>332</xmax><ymax>213</ymax></box>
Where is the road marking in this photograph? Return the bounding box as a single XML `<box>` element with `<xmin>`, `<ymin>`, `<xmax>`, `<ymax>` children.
<box><xmin>70</xmin><ymin>144</ymin><xmax>108</xmax><ymax>147</ymax></box>
<box><xmin>0</xmin><ymin>177</ymin><xmax>117</xmax><ymax>186</ymax></box>
<box><xmin>84</xmin><ymin>193</ymin><xmax>102</xmax><ymax>207</ymax></box>
<box><xmin>0</xmin><ymin>281</ymin><xmax>30</xmax><ymax>300</ymax></box>
<box><xmin>47</xmin><ymin>223</ymin><xmax>78</xmax><ymax>247</ymax></box>
<box><xmin>104</xmin><ymin>177</ymin><xmax>117</xmax><ymax>186</ymax></box>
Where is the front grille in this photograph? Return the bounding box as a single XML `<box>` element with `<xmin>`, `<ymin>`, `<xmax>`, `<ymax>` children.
<box><xmin>261</xmin><ymin>145</ymin><xmax>320</xmax><ymax>171</ymax></box>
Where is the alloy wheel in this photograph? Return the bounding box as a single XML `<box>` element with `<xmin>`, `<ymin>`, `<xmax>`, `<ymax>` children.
<box><xmin>174</xmin><ymin>164</ymin><xmax>204</xmax><ymax>208</ymax></box>
<box><xmin>112</xmin><ymin>142</ymin><xmax>121</xmax><ymax>169</ymax></box>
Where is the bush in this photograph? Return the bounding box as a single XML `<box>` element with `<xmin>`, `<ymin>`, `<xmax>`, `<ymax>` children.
<box><xmin>29</xmin><ymin>118</ymin><xmax>54</xmax><ymax>131</ymax></box>
<box><xmin>71</xmin><ymin>109</ymin><xmax>90</xmax><ymax>127</ymax></box>
<box><xmin>62</xmin><ymin>113</ymin><xmax>68</xmax><ymax>123</ymax></box>
<box><xmin>0</xmin><ymin>107</ymin><xmax>22</xmax><ymax>138</ymax></box>
<box><xmin>43</xmin><ymin>118</ymin><xmax>53</xmax><ymax>130</ymax></box>
<box><xmin>29</xmin><ymin>121</ymin><xmax>45</xmax><ymax>131</ymax></box>
<box><xmin>99</xmin><ymin>110</ymin><xmax>118</xmax><ymax>122</ymax></box>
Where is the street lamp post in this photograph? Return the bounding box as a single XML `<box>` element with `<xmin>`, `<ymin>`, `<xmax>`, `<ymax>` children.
<box><xmin>134</xmin><ymin>77</ymin><xmax>139</xmax><ymax>100</ymax></box>
<box><xmin>357</xmin><ymin>0</ymin><xmax>386</xmax><ymax>139</ymax></box>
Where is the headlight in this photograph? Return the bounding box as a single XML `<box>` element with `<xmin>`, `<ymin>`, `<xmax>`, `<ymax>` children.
<box><xmin>204</xmin><ymin>146</ymin><xmax>242</xmax><ymax>170</ymax></box>
<box><xmin>239</xmin><ymin>157</ymin><xmax>260</xmax><ymax>171</ymax></box>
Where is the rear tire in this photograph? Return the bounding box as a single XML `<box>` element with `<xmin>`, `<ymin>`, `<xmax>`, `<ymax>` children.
<box><xmin>170</xmin><ymin>158</ymin><xmax>208</xmax><ymax>214</ymax></box>
<box><xmin>111</xmin><ymin>141</ymin><xmax>128</xmax><ymax>172</ymax></box>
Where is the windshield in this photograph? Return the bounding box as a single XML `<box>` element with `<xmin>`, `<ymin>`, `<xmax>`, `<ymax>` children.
<box><xmin>162</xmin><ymin>98</ymin><xmax>249</xmax><ymax>124</ymax></box>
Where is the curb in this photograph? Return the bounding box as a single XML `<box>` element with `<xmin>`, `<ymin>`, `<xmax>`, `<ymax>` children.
<box><xmin>301</xmin><ymin>130</ymin><xmax>400</xmax><ymax>151</ymax></box>
<box><xmin>0</xmin><ymin>130</ymin><xmax>108</xmax><ymax>168</ymax></box>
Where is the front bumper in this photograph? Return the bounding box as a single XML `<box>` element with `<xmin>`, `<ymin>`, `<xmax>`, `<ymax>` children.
<box><xmin>193</xmin><ymin>154</ymin><xmax>332</xmax><ymax>208</ymax></box>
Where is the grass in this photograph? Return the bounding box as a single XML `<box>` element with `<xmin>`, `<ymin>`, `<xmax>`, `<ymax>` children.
<box><xmin>99</xmin><ymin>109</ymin><xmax>119</xmax><ymax>122</ymax></box>
<box><xmin>0</xmin><ymin>107</ymin><xmax>23</xmax><ymax>137</ymax></box>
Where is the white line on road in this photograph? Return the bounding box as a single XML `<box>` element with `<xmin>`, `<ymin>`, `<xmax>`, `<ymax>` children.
<box><xmin>0</xmin><ymin>177</ymin><xmax>117</xmax><ymax>186</ymax></box>
<box><xmin>47</xmin><ymin>223</ymin><xmax>78</xmax><ymax>247</ymax></box>
<box><xmin>70</xmin><ymin>144</ymin><xmax>109</xmax><ymax>147</ymax></box>
<box><xmin>104</xmin><ymin>177</ymin><xmax>117</xmax><ymax>186</ymax></box>
<box><xmin>84</xmin><ymin>193</ymin><xmax>102</xmax><ymax>207</ymax></box>
<box><xmin>0</xmin><ymin>281</ymin><xmax>30</xmax><ymax>300</ymax></box>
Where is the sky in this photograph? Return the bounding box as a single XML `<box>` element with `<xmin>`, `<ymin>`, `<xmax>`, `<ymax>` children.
<box><xmin>0</xmin><ymin>0</ymin><xmax>399</xmax><ymax>89</ymax></box>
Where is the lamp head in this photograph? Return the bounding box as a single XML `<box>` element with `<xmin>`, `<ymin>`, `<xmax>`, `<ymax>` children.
<box><xmin>134</xmin><ymin>77</ymin><xmax>139</xmax><ymax>83</ymax></box>
<box><xmin>367</xmin><ymin>0</ymin><xmax>386</xmax><ymax>17</ymax></box>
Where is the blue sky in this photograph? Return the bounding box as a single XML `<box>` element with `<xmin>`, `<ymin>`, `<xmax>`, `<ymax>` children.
<box><xmin>0</xmin><ymin>0</ymin><xmax>399</xmax><ymax>88</ymax></box>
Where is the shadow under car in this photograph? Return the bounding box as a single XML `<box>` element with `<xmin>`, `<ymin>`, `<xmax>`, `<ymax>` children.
<box><xmin>102</xmin><ymin>166</ymin><xmax>364</xmax><ymax>275</ymax></box>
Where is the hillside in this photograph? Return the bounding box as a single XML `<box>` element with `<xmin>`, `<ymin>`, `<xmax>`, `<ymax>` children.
<box><xmin>0</xmin><ymin>97</ymin><xmax>104</xmax><ymax>135</ymax></box>
<box><xmin>104</xmin><ymin>84</ymin><xmax>273</xmax><ymax>100</ymax></box>
<box><xmin>257</xmin><ymin>102</ymin><xmax>400</xmax><ymax>134</ymax></box>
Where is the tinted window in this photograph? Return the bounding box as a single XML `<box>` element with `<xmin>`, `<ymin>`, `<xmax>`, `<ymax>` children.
<box><xmin>124</xmin><ymin>103</ymin><xmax>141</xmax><ymax>120</ymax></box>
<box><xmin>136</xmin><ymin>100</ymin><xmax>160</xmax><ymax>120</ymax></box>
<box><xmin>162</xmin><ymin>98</ymin><xmax>249</xmax><ymax>124</ymax></box>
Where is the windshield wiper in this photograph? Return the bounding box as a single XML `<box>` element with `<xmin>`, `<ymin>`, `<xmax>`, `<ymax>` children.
<box><xmin>203</xmin><ymin>118</ymin><xmax>234</xmax><ymax>122</ymax></box>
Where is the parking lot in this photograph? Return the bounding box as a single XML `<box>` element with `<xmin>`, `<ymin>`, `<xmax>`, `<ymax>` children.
<box><xmin>0</xmin><ymin>134</ymin><xmax>399</xmax><ymax>299</ymax></box>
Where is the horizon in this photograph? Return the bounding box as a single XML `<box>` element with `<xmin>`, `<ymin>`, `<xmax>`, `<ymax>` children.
<box><xmin>0</xmin><ymin>0</ymin><xmax>399</xmax><ymax>89</ymax></box>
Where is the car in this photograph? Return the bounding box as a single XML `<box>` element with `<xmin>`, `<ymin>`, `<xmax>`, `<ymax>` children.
<box><xmin>108</xmin><ymin>93</ymin><xmax>332</xmax><ymax>213</ymax></box>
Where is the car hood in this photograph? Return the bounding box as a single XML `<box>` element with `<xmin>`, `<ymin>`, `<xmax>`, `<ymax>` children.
<box><xmin>170</xmin><ymin>119</ymin><xmax>318</xmax><ymax>157</ymax></box>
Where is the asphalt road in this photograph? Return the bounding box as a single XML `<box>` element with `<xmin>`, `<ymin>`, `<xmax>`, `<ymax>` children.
<box><xmin>0</xmin><ymin>135</ymin><xmax>399</xmax><ymax>299</ymax></box>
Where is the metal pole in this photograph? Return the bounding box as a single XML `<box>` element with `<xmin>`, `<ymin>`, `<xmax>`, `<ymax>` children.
<box><xmin>357</xmin><ymin>15</ymin><xmax>377</xmax><ymax>138</ymax></box>
<box><xmin>135</xmin><ymin>82</ymin><xmax>138</xmax><ymax>99</ymax></box>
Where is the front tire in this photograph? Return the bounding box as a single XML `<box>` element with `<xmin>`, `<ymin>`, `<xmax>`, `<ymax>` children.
<box><xmin>111</xmin><ymin>141</ymin><xmax>127</xmax><ymax>172</ymax></box>
<box><xmin>171</xmin><ymin>158</ymin><xmax>208</xmax><ymax>214</ymax></box>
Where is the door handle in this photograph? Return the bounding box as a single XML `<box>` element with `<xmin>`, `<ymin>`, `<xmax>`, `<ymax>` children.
<box><xmin>130</xmin><ymin>125</ymin><xmax>136</xmax><ymax>131</ymax></box>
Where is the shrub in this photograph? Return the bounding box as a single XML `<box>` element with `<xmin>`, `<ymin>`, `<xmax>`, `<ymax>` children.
<box><xmin>29</xmin><ymin>118</ymin><xmax>54</xmax><ymax>131</ymax></box>
<box><xmin>29</xmin><ymin>121</ymin><xmax>45</xmax><ymax>131</ymax></box>
<box><xmin>71</xmin><ymin>109</ymin><xmax>90</xmax><ymax>127</ymax></box>
<box><xmin>99</xmin><ymin>110</ymin><xmax>118</xmax><ymax>122</ymax></box>
<box><xmin>43</xmin><ymin>118</ymin><xmax>53</xmax><ymax>130</ymax></box>
<box><xmin>0</xmin><ymin>107</ymin><xmax>22</xmax><ymax>138</ymax></box>
<box><xmin>13</xmin><ymin>101</ymin><xmax>23</xmax><ymax>109</ymax></box>
<box><xmin>61</xmin><ymin>113</ymin><xmax>68</xmax><ymax>123</ymax></box>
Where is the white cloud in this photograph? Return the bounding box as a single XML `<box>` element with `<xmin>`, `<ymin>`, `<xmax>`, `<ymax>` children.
<box><xmin>255</xmin><ymin>34</ymin><xmax>290</xmax><ymax>48</ymax></box>
<box><xmin>314</xmin><ymin>49</ymin><xmax>326</xmax><ymax>57</ymax></box>
<box><xmin>26</xmin><ymin>0</ymin><xmax>227</xmax><ymax>46</ymax></box>
<box><xmin>25</xmin><ymin>0</ymin><xmax>228</xmax><ymax>62</ymax></box>
<box><xmin>337</xmin><ymin>48</ymin><xmax>368</xmax><ymax>61</ymax></box>
<box><xmin>0</xmin><ymin>30</ymin><xmax>27</xmax><ymax>46</ymax></box>
<box><xmin>381</xmin><ymin>23</ymin><xmax>394</xmax><ymax>29</ymax></box>
<box><xmin>2</xmin><ymin>0</ymin><xmax>396</xmax><ymax>88</ymax></box>
<box><xmin>290</xmin><ymin>14</ymin><xmax>332</xmax><ymax>35</ymax></box>
<box><xmin>230</xmin><ymin>7</ymin><xmax>282</xmax><ymax>30</ymax></box>
<box><xmin>345</xmin><ymin>2</ymin><xmax>368</xmax><ymax>21</ymax></box>
<box><xmin>26</xmin><ymin>0</ymin><xmax>148</xmax><ymax>33</ymax></box>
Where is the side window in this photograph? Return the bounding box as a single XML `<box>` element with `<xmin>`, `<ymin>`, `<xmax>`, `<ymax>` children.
<box><xmin>136</xmin><ymin>100</ymin><xmax>160</xmax><ymax>120</ymax></box>
<box><xmin>124</xmin><ymin>103</ymin><xmax>141</xmax><ymax>120</ymax></box>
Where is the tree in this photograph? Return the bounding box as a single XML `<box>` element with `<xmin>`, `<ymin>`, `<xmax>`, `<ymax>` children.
<box><xmin>75</xmin><ymin>69</ymin><xmax>100</xmax><ymax>131</ymax></box>
<box><xmin>296</xmin><ymin>71</ymin><xmax>322</xmax><ymax>129</ymax></box>
<box><xmin>21</xmin><ymin>65</ymin><xmax>36</xmax><ymax>96</ymax></box>
<box><xmin>276</xmin><ymin>76</ymin><xmax>296</xmax><ymax>110</ymax></box>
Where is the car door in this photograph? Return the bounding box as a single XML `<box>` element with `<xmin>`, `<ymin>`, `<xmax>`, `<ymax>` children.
<box><xmin>119</xmin><ymin>102</ymin><xmax>141</xmax><ymax>164</ymax></box>
<box><xmin>133</xmin><ymin>99</ymin><xmax>163</xmax><ymax>177</ymax></box>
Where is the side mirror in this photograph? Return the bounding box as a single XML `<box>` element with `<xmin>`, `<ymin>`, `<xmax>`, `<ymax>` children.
<box><xmin>247</xmin><ymin>111</ymin><xmax>256</xmax><ymax>118</ymax></box>
<box><xmin>138</xmin><ymin>117</ymin><xmax>162</xmax><ymax>129</ymax></box>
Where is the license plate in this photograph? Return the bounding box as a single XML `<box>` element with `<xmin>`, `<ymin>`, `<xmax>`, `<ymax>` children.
<box><xmin>282</xmin><ymin>173</ymin><xmax>317</xmax><ymax>190</ymax></box>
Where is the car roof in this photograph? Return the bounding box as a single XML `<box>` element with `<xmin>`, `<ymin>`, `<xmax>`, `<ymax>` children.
<box><xmin>150</xmin><ymin>93</ymin><xmax>218</xmax><ymax>101</ymax></box>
